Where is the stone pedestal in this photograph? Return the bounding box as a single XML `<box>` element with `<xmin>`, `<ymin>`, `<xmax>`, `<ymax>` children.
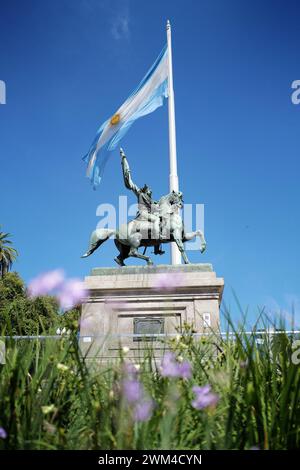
<box><xmin>79</xmin><ymin>264</ymin><xmax>224</xmax><ymax>361</ymax></box>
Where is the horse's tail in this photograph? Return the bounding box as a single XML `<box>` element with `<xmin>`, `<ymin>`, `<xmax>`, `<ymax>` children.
<box><xmin>81</xmin><ymin>228</ymin><xmax>115</xmax><ymax>258</ymax></box>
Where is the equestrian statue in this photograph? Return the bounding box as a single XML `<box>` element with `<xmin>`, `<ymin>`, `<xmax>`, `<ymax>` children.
<box><xmin>82</xmin><ymin>148</ymin><xmax>206</xmax><ymax>266</ymax></box>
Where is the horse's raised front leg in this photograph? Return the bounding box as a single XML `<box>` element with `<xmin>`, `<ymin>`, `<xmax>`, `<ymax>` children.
<box><xmin>173</xmin><ymin>237</ymin><xmax>190</xmax><ymax>264</ymax></box>
<box><xmin>184</xmin><ymin>230</ymin><xmax>206</xmax><ymax>253</ymax></box>
<box><xmin>128</xmin><ymin>247</ymin><xmax>154</xmax><ymax>265</ymax></box>
<box><xmin>127</xmin><ymin>232</ymin><xmax>154</xmax><ymax>265</ymax></box>
<box><xmin>197</xmin><ymin>230</ymin><xmax>206</xmax><ymax>253</ymax></box>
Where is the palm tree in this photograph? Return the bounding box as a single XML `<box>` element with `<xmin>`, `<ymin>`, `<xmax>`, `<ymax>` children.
<box><xmin>0</xmin><ymin>227</ymin><xmax>18</xmax><ymax>277</ymax></box>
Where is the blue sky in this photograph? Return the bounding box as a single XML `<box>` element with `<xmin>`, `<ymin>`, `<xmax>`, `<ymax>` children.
<box><xmin>1</xmin><ymin>0</ymin><xmax>299</xmax><ymax>326</ymax></box>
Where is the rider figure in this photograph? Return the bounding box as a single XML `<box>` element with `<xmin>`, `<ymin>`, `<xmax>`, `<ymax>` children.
<box><xmin>120</xmin><ymin>148</ymin><xmax>165</xmax><ymax>255</ymax></box>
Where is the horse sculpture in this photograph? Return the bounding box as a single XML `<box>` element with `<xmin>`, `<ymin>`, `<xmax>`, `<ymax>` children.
<box><xmin>82</xmin><ymin>190</ymin><xmax>206</xmax><ymax>266</ymax></box>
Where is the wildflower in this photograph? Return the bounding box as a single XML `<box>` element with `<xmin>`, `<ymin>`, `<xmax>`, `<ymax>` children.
<box><xmin>0</xmin><ymin>427</ymin><xmax>7</xmax><ymax>439</ymax></box>
<box><xmin>123</xmin><ymin>361</ymin><xmax>138</xmax><ymax>377</ymax></box>
<box><xmin>160</xmin><ymin>352</ymin><xmax>192</xmax><ymax>379</ymax></box>
<box><xmin>41</xmin><ymin>404</ymin><xmax>56</xmax><ymax>415</ymax></box>
<box><xmin>160</xmin><ymin>352</ymin><xmax>180</xmax><ymax>377</ymax></box>
<box><xmin>133</xmin><ymin>399</ymin><xmax>154</xmax><ymax>422</ymax></box>
<box><xmin>177</xmin><ymin>361</ymin><xmax>192</xmax><ymax>379</ymax></box>
<box><xmin>122</xmin><ymin>346</ymin><xmax>130</xmax><ymax>354</ymax></box>
<box><xmin>123</xmin><ymin>379</ymin><xmax>143</xmax><ymax>403</ymax></box>
<box><xmin>28</xmin><ymin>270</ymin><xmax>86</xmax><ymax>310</ymax></box>
<box><xmin>122</xmin><ymin>359</ymin><xmax>154</xmax><ymax>422</ymax></box>
<box><xmin>56</xmin><ymin>363</ymin><xmax>69</xmax><ymax>372</ymax></box>
<box><xmin>57</xmin><ymin>327</ymin><xmax>70</xmax><ymax>336</ymax></box>
<box><xmin>28</xmin><ymin>270</ymin><xmax>65</xmax><ymax>297</ymax></box>
<box><xmin>57</xmin><ymin>279</ymin><xmax>86</xmax><ymax>310</ymax></box>
<box><xmin>152</xmin><ymin>273</ymin><xmax>183</xmax><ymax>291</ymax></box>
<box><xmin>192</xmin><ymin>384</ymin><xmax>219</xmax><ymax>410</ymax></box>
<box><xmin>80</xmin><ymin>315</ymin><xmax>93</xmax><ymax>330</ymax></box>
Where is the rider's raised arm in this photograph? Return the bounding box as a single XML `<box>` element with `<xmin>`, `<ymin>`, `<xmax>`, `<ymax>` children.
<box><xmin>120</xmin><ymin>148</ymin><xmax>140</xmax><ymax>196</ymax></box>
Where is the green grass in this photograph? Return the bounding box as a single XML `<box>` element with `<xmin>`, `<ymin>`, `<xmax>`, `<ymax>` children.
<box><xmin>0</xmin><ymin>314</ymin><xmax>299</xmax><ymax>450</ymax></box>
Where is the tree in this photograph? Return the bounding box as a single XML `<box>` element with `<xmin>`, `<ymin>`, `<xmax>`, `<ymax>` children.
<box><xmin>0</xmin><ymin>227</ymin><xmax>18</xmax><ymax>278</ymax></box>
<box><xmin>0</xmin><ymin>272</ymin><xmax>81</xmax><ymax>335</ymax></box>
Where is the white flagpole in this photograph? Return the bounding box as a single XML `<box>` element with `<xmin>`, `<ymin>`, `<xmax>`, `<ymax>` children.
<box><xmin>166</xmin><ymin>20</ymin><xmax>181</xmax><ymax>265</ymax></box>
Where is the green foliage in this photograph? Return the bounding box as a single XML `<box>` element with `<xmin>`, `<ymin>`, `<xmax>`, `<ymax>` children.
<box><xmin>0</xmin><ymin>316</ymin><xmax>299</xmax><ymax>450</ymax></box>
<box><xmin>0</xmin><ymin>227</ymin><xmax>18</xmax><ymax>277</ymax></box>
<box><xmin>0</xmin><ymin>272</ymin><xmax>80</xmax><ymax>336</ymax></box>
<box><xmin>0</xmin><ymin>271</ymin><xmax>24</xmax><ymax>301</ymax></box>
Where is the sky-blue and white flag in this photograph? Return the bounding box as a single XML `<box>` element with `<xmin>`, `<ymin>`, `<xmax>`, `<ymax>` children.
<box><xmin>83</xmin><ymin>45</ymin><xmax>169</xmax><ymax>188</ymax></box>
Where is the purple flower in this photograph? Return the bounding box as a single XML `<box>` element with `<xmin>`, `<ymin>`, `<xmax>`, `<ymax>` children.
<box><xmin>123</xmin><ymin>362</ymin><xmax>139</xmax><ymax>378</ymax></box>
<box><xmin>57</xmin><ymin>279</ymin><xmax>87</xmax><ymax>310</ymax></box>
<box><xmin>152</xmin><ymin>273</ymin><xmax>183</xmax><ymax>291</ymax></box>
<box><xmin>160</xmin><ymin>352</ymin><xmax>180</xmax><ymax>377</ymax></box>
<box><xmin>122</xmin><ymin>367</ymin><xmax>154</xmax><ymax>422</ymax></box>
<box><xmin>192</xmin><ymin>384</ymin><xmax>219</xmax><ymax>410</ymax></box>
<box><xmin>123</xmin><ymin>379</ymin><xmax>143</xmax><ymax>403</ymax></box>
<box><xmin>80</xmin><ymin>315</ymin><xmax>93</xmax><ymax>330</ymax></box>
<box><xmin>178</xmin><ymin>361</ymin><xmax>192</xmax><ymax>379</ymax></box>
<box><xmin>0</xmin><ymin>427</ymin><xmax>7</xmax><ymax>439</ymax></box>
<box><xmin>28</xmin><ymin>269</ymin><xmax>65</xmax><ymax>297</ymax></box>
<box><xmin>28</xmin><ymin>271</ymin><xmax>86</xmax><ymax>310</ymax></box>
<box><xmin>160</xmin><ymin>352</ymin><xmax>192</xmax><ymax>379</ymax></box>
<box><xmin>133</xmin><ymin>399</ymin><xmax>154</xmax><ymax>422</ymax></box>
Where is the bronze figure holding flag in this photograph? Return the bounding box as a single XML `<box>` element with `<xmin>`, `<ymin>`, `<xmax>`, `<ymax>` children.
<box><xmin>120</xmin><ymin>148</ymin><xmax>165</xmax><ymax>256</ymax></box>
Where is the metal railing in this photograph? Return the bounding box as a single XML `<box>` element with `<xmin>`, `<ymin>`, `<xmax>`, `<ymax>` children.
<box><xmin>1</xmin><ymin>330</ymin><xmax>299</xmax><ymax>341</ymax></box>
<box><xmin>1</xmin><ymin>330</ymin><xmax>299</xmax><ymax>364</ymax></box>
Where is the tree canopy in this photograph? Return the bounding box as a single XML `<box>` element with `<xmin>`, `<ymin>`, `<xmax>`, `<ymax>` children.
<box><xmin>0</xmin><ymin>227</ymin><xmax>18</xmax><ymax>277</ymax></box>
<box><xmin>0</xmin><ymin>272</ymin><xmax>80</xmax><ymax>336</ymax></box>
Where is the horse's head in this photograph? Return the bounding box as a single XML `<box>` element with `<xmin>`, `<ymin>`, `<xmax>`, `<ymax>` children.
<box><xmin>159</xmin><ymin>190</ymin><xmax>183</xmax><ymax>210</ymax></box>
<box><xmin>170</xmin><ymin>190</ymin><xmax>184</xmax><ymax>209</ymax></box>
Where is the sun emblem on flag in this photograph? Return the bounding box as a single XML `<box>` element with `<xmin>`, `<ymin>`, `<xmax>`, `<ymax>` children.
<box><xmin>110</xmin><ymin>113</ymin><xmax>121</xmax><ymax>125</ymax></box>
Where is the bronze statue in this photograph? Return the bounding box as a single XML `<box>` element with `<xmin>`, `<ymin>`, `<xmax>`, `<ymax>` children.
<box><xmin>82</xmin><ymin>148</ymin><xmax>206</xmax><ymax>266</ymax></box>
<box><xmin>120</xmin><ymin>148</ymin><xmax>165</xmax><ymax>255</ymax></box>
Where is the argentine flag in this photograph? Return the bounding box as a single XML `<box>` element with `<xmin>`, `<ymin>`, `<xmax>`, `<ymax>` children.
<box><xmin>83</xmin><ymin>45</ymin><xmax>169</xmax><ymax>188</ymax></box>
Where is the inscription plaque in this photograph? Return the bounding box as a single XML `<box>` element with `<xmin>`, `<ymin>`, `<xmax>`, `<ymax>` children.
<box><xmin>133</xmin><ymin>317</ymin><xmax>164</xmax><ymax>341</ymax></box>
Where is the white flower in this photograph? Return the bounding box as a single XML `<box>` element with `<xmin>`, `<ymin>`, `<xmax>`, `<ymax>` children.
<box><xmin>122</xmin><ymin>346</ymin><xmax>130</xmax><ymax>354</ymax></box>
<box><xmin>56</xmin><ymin>363</ymin><xmax>69</xmax><ymax>372</ymax></box>
<box><xmin>41</xmin><ymin>404</ymin><xmax>56</xmax><ymax>415</ymax></box>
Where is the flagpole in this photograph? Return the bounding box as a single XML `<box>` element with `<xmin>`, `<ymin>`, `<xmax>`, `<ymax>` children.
<box><xmin>166</xmin><ymin>20</ymin><xmax>181</xmax><ymax>265</ymax></box>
